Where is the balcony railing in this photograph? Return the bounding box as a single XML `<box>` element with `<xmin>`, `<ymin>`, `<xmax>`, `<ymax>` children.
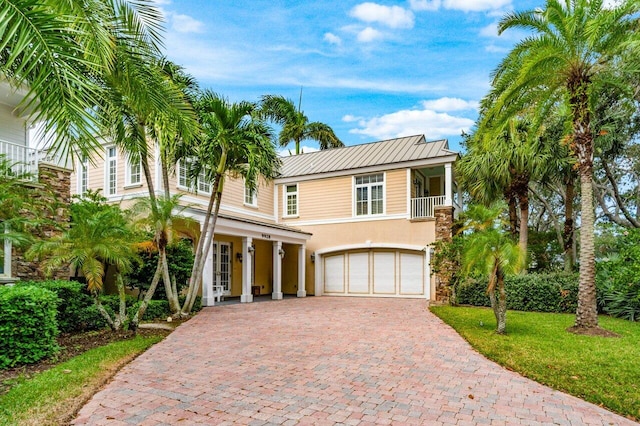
<box><xmin>411</xmin><ymin>195</ymin><xmax>446</xmax><ymax>219</ymax></box>
<box><xmin>0</xmin><ymin>139</ymin><xmax>39</xmax><ymax>181</ymax></box>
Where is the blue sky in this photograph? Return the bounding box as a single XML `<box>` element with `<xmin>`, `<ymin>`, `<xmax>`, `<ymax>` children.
<box><xmin>155</xmin><ymin>0</ymin><xmax>546</xmax><ymax>153</ymax></box>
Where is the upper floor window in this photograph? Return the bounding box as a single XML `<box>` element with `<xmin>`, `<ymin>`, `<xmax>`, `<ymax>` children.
<box><xmin>106</xmin><ymin>147</ymin><xmax>117</xmax><ymax>196</ymax></box>
<box><xmin>355</xmin><ymin>173</ymin><xmax>384</xmax><ymax>216</ymax></box>
<box><xmin>78</xmin><ymin>156</ymin><xmax>88</xmax><ymax>196</ymax></box>
<box><xmin>244</xmin><ymin>180</ymin><xmax>257</xmax><ymax>207</ymax></box>
<box><xmin>284</xmin><ymin>184</ymin><xmax>298</xmax><ymax>217</ymax></box>
<box><xmin>126</xmin><ymin>157</ymin><xmax>141</xmax><ymax>186</ymax></box>
<box><xmin>177</xmin><ymin>159</ymin><xmax>210</xmax><ymax>194</ymax></box>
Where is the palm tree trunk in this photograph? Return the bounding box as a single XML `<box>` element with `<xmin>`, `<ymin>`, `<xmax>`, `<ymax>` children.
<box><xmin>94</xmin><ymin>295</ymin><xmax>116</xmax><ymax>331</ymax></box>
<box><xmin>496</xmin><ymin>270</ymin><xmax>507</xmax><ymax>334</ymax></box>
<box><xmin>563</xmin><ymin>175</ymin><xmax>575</xmax><ymax>272</ymax></box>
<box><xmin>181</xmin><ymin>163</ymin><xmax>225</xmax><ymax>313</ymax></box>
<box><xmin>517</xmin><ymin>190</ymin><xmax>529</xmax><ymax>262</ymax></box>
<box><xmin>160</xmin><ymin>248</ymin><xmax>180</xmax><ymax>312</ymax></box>
<box><xmin>161</xmin><ymin>152</ymin><xmax>171</xmax><ymax>199</ymax></box>
<box><xmin>575</xmin><ymin>168</ymin><xmax>598</xmax><ymax>328</ymax></box>
<box><xmin>183</xmin><ymin>174</ymin><xmax>225</xmax><ymax>314</ymax></box>
<box><xmin>131</xmin><ymin>255</ymin><xmax>163</xmax><ymax>331</ymax></box>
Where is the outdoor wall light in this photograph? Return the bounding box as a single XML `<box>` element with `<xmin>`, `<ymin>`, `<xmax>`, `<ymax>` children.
<box><xmin>248</xmin><ymin>245</ymin><xmax>255</xmax><ymax>254</ymax></box>
<box><xmin>236</xmin><ymin>252</ymin><xmax>243</xmax><ymax>262</ymax></box>
<box><xmin>278</xmin><ymin>248</ymin><xmax>285</xmax><ymax>258</ymax></box>
<box><xmin>310</xmin><ymin>253</ymin><xmax>316</xmax><ymax>263</ymax></box>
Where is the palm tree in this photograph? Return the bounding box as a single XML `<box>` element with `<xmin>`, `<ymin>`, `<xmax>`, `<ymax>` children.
<box><xmin>100</xmin><ymin>52</ymin><xmax>200</xmax><ymax>315</ymax></box>
<box><xmin>462</xmin><ymin>204</ymin><xmax>524</xmax><ymax>334</ymax></box>
<box><xmin>130</xmin><ymin>194</ymin><xmax>198</xmax><ymax>321</ymax></box>
<box><xmin>0</xmin><ymin>0</ymin><xmax>163</xmax><ymax>160</ymax></box>
<box><xmin>27</xmin><ymin>193</ymin><xmax>139</xmax><ymax>331</ymax></box>
<box><xmin>180</xmin><ymin>91</ymin><xmax>280</xmax><ymax>314</ymax></box>
<box><xmin>485</xmin><ymin>0</ymin><xmax>640</xmax><ymax>330</ymax></box>
<box><xmin>259</xmin><ymin>94</ymin><xmax>343</xmax><ymax>154</ymax></box>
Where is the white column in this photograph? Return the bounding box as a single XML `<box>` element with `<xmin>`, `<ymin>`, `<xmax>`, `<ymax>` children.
<box><xmin>444</xmin><ymin>162</ymin><xmax>453</xmax><ymax>206</ymax></box>
<box><xmin>272</xmin><ymin>241</ymin><xmax>283</xmax><ymax>300</ymax></box>
<box><xmin>241</xmin><ymin>237</ymin><xmax>253</xmax><ymax>303</ymax></box>
<box><xmin>201</xmin><ymin>235</ymin><xmax>215</xmax><ymax>306</ymax></box>
<box><xmin>297</xmin><ymin>244</ymin><xmax>306</xmax><ymax>297</ymax></box>
<box><xmin>314</xmin><ymin>252</ymin><xmax>322</xmax><ymax>297</ymax></box>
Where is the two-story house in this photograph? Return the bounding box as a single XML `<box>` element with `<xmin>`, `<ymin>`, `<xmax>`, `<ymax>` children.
<box><xmin>73</xmin><ymin>134</ymin><xmax>460</xmax><ymax>304</ymax></box>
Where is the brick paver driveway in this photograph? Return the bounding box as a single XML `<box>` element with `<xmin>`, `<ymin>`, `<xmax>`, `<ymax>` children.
<box><xmin>73</xmin><ymin>298</ymin><xmax>634</xmax><ymax>425</ymax></box>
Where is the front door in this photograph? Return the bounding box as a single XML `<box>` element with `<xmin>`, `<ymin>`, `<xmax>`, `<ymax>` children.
<box><xmin>212</xmin><ymin>242</ymin><xmax>232</xmax><ymax>295</ymax></box>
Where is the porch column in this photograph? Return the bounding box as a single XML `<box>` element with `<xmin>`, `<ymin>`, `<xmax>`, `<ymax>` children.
<box><xmin>444</xmin><ymin>162</ymin><xmax>453</xmax><ymax>206</ymax></box>
<box><xmin>201</xmin><ymin>243</ymin><xmax>215</xmax><ymax>306</ymax></box>
<box><xmin>297</xmin><ymin>244</ymin><xmax>306</xmax><ymax>297</ymax></box>
<box><xmin>272</xmin><ymin>241</ymin><xmax>283</xmax><ymax>300</ymax></box>
<box><xmin>241</xmin><ymin>237</ymin><xmax>253</xmax><ymax>303</ymax></box>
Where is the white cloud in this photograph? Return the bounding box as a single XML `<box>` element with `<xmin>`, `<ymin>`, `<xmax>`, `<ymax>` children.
<box><xmin>484</xmin><ymin>43</ymin><xmax>509</xmax><ymax>53</ymax></box>
<box><xmin>411</xmin><ymin>0</ymin><xmax>511</xmax><ymax>12</ymax></box>
<box><xmin>409</xmin><ymin>0</ymin><xmax>441</xmax><ymax>11</ymax></box>
<box><xmin>171</xmin><ymin>13</ymin><xmax>205</xmax><ymax>33</ymax></box>
<box><xmin>357</xmin><ymin>27</ymin><xmax>384</xmax><ymax>43</ymax></box>
<box><xmin>421</xmin><ymin>97</ymin><xmax>478</xmax><ymax>112</ymax></box>
<box><xmin>324</xmin><ymin>32</ymin><xmax>342</xmax><ymax>45</ymax></box>
<box><xmin>342</xmin><ymin>114</ymin><xmax>364</xmax><ymax>122</ymax></box>
<box><xmin>603</xmin><ymin>0</ymin><xmax>623</xmax><ymax>8</ymax></box>
<box><xmin>479</xmin><ymin>22</ymin><xmax>498</xmax><ymax>38</ymax></box>
<box><xmin>350</xmin><ymin>3</ymin><xmax>415</xmax><ymax>29</ymax></box>
<box><xmin>349</xmin><ymin>102</ymin><xmax>475</xmax><ymax>140</ymax></box>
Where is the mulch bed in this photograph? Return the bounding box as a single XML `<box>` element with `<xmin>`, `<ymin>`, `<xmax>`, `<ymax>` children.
<box><xmin>0</xmin><ymin>326</ymin><xmax>172</xmax><ymax>395</ymax></box>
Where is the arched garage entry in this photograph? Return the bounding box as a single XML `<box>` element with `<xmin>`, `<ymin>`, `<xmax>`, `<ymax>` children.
<box><xmin>314</xmin><ymin>244</ymin><xmax>430</xmax><ymax>299</ymax></box>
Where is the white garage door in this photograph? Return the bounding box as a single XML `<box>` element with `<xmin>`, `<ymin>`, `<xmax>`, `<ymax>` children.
<box><xmin>323</xmin><ymin>250</ymin><xmax>427</xmax><ymax>298</ymax></box>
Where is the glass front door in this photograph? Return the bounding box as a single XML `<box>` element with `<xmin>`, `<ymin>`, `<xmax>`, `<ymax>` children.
<box><xmin>212</xmin><ymin>242</ymin><xmax>231</xmax><ymax>294</ymax></box>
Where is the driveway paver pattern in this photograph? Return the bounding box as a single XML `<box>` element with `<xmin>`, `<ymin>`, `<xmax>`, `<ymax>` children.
<box><xmin>73</xmin><ymin>297</ymin><xmax>635</xmax><ymax>425</ymax></box>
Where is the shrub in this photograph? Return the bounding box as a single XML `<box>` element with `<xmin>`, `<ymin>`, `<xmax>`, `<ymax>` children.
<box><xmin>17</xmin><ymin>280</ymin><xmax>106</xmax><ymax>333</ymax></box>
<box><xmin>455</xmin><ymin>273</ymin><xmax>579</xmax><ymax>313</ymax></box>
<box><xmin>0</xmin><ymin>285</ymin><xmax>59</xmax><ymax>369</ymax></box>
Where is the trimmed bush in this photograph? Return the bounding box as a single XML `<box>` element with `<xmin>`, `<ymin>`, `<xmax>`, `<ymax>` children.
<box><xmin>0</xmin><ymin>285</ymin><xmax>59</xmax><ymax>369</ymax></box>
<box><xmin>18</xmin><ymin>280</ymin><xmax>106</xmax><ymax>333</ymax></box>
<box><xmin>455</xmin><ymin>273</ymin><xmax>579</xmax><ymax>313</ymax></box>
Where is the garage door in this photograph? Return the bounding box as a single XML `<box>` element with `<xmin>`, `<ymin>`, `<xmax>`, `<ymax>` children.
<box><xmin>323</xmin><ymin>250</ymin><xmax>427</xmax><ymax>298</ymax></box>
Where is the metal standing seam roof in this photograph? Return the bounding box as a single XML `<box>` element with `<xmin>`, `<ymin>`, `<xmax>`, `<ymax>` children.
<box><xmin>278</xmin><ymin>135</ymin><xmax>457</xmax><ymax>178</ymax></box>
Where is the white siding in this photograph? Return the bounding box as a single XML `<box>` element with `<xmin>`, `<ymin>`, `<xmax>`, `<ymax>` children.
<box><xmin>0</xmin><ymin>104</ymin><xmax>26</xmax><ymax>145</ymax></box>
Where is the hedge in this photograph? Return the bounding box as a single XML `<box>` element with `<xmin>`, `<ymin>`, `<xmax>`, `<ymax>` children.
<box><xmin>17</xmin><ymin>280</ymin><xmax>106</xmax><ymax>333</ymax></box>
<box><xmin>0</xmin><ymin>285</ymin><xmax>59</xmax><ymax>369</ymax></box>
<box><xmin>455</xmin><ymin>273</ymin><xmax>579</xmax><ymax>313</ymax></box>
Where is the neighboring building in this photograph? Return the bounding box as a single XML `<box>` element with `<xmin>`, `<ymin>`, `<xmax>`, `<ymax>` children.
<box><xmin>0</xmin><ymin>81</ymin><xmax>71</xmax><ymax>284</ymax></box>
<box><xmin>72</xmin><ymin>134</ymin><xmax>460</xmax><ymax>304</ymax></box>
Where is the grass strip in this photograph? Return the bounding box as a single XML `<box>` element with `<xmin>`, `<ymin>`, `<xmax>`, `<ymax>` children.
<box><xmin>431</xmin><ymin>306</ymin><xmax>640</xmax><ymax>421</ymax></box>
<box><xmin>0</xmin><ymin>335</ymin><xmax>163</xmax><ymax>426</ymax></box>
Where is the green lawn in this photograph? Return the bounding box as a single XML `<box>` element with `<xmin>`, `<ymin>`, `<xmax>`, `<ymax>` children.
<box><xmin>431</xmin><ymin>306</ymin><xmax>640</xmax><ymax>421</ymax></box>
<box><xmin>0</xmin><ymin>335</ymin><xmax>163</xmax><ymax>426</ymax></box>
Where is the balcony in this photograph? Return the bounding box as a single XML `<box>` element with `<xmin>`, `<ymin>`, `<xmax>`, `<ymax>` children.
<box><xmin>410</xmin><ymin>195</ymin><xmax>446</xmax><ymax>219</ymax></box>
<box><xmin>0</xmin><ymin>139</ymin><xmax>39</xmax><ymax>181</ymax></box>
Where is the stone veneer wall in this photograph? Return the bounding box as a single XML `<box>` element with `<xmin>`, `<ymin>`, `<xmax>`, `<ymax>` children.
<box><xmin>433</xmin><ymin>205</ymin><xmax>454</xmax><ymax>302</ymax></box>
<box><xmin>11</xmin><ymin>163</ymin><xmax>71</xmax><ymax>281</ymax></box>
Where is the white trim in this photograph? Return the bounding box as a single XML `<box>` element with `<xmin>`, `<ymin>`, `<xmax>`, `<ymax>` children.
<box><xmin>315</xmin><ymin>242</ymin><xmax>426</xmax><ymax>256</ymax></box>
<box><xmin>284</xmin><ymin>213</ymin><xmax>408</xmax><ymax>227</ymax></box>
<box><xmin>444</xmin><ymin>162</ymin><xmax>453</xmax><ymax>206</ymax></box>
<box><xmin>275</xmin><ymin>154</ymin><xmax>459</xmax><ymax>184</ymax></box>
<box><xmin>283</xmin><ymin>183</ymin><xmax>298</xmax><ymax>218</ymax></box>
<box><xmin>77</xmin><ymin>156</ymin><xmax>88</xmax><ymax>196</ymax></box>
<box><xmin>406</xmin><ymin>169</ymin><xmax>411</xmax><ymax>219</ymax></box>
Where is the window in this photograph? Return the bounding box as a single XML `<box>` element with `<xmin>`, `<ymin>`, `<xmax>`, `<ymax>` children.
<box><xmin>284</xmin><ymin>184</ymin><xmax>298</xmax><ymax>216</ymax></box>
<box><xmin>106</xmin><ymin>147</ymin><xmax>117</xmax><ymax>196</ymax></box>
<box><xmin>78</xmin><ymin>156</ymin><xmax>88</xmax><ymax>196</ymax></box>
<box><xmin>126</xmin><ymin>158</ymin><xmax>141</xmax><ymax>186</ymax></box>
<box><xmin>177</xmin><ymin>159</ymin><xmax>210</xmax><ymax>194</ymax></box>
<box><xmin>244</xmin><ymin>180</ymin><xmax>257</xmax><ymax>206</ymax></box>
<box><xmin>355</xmin><ymin>173</ymin><xmax>384</xmax><ymax>216</ymax></box>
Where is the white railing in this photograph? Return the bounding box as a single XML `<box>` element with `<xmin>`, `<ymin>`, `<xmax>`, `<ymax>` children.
<box><xmin>0</xmin><ymin>139</ymin><xmax>38</xmax><ymax>181</ymax></box>
<box><xmin>411</xmin><ymin>195</ymin><xmax>446</xmax><ymax>219</ymax></box>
